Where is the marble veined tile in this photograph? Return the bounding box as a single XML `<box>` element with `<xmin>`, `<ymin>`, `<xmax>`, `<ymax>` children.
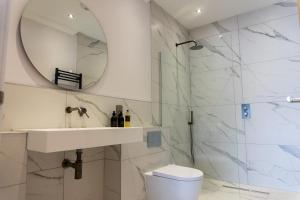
<box><xmin>242</xmin><ymin>56</ymin><xmax>300</xmax><ymax>103</ymax></box>
<box><xmin>64</xmin><ymin>160</ymin><xmax>104</xmax><ymax>200</ymax></box>
<box><xmin>26</xmin><ymin>168</ymin><xmax>63</xmax><ymax>200</ymax></box>
<box><xmin>161</xmin><ymin>61</ymin><xmax>179</xmax><ymax>106</ymax></box>
<box><xmin>104</xmin><ymin>159</ymin><xmax>121</xmax><ymax>200</ymax></box>
<box><xmin>239</xmin><ymin>14</ymin><xmax>300</xmax><ymax>65</ymax></box>
<box><xmin>246</xmin><ymin>144</ymin><xmax>300</xmax><ymax>192</ymax></box>
<box><xmin>169</xmin><ymin>142</ymin><xmax>193</xmax><ymax>167</ymax></box>
<box><xmin>190</xmin><ymin>31</ymin><xmax>242</xmax><ymax>106</ymax></box>
<box><xmin>121</xmin><ymin>127</ymin><xmax>169</xmax><ymax>160</ymax></box>
<box><xmin>27</xmin><ymin>151</ymin><xmax>64</xmax><ymax>173</ymax></box>
<box><xmin>66</xmin><ymin>91</ymin><xmax>152</xmax><ymax>128</ymax></box>
<box><xmin>151</xmin><ymin>57</ymin><xmax>160</xmax><ymax>104</ymax></box>
<box><xmin>121</xmin><ymin>150</ymin><xmax>172</xmax><ymax>200</ymax></box>
<box><xmin>192</xmin><ymin>105</ymin><xmax>244</xmax><ymax>143</ymax></box>
<box><xmin>162</xmin><ymin>104</ymin><xmax>190</xmax><ymax>144</ymax></box>
<box><xmin>151</xmin><ymin>1</ymin><xmax>189</xmax><ymax>73</ymax></box>
<box><xmin>191</xmin><ymin>66</ymin><xmax>240</xmax><ymax>106</ymax></box>
<box><xmin>0</xmin><ymin>133</ymin><xmax>27</xmax><ymax>187</ymax></box>
<box><xmin>151</xmin><ymin>1</ymin><xmax>191</xmax><ymax>108</ymax></box>
<box><xmin>0</xmin><ymin>184</ymin><xmax>26</xmax><ymax>200</ymax></box>
<box><xmin>245</xmin><ymin>102</ymin><xmax>300</xmax><ymax>145</ymax></box>
<box><xmin>161</xmin><ymin>52</ymin><xmax>190</xmax><ymax>107</ymax></box>
<box><xmin>151</xmin><ymin>2</ymin><xmax>189</xmax><ymax>54</ymax></box>
<box><xmin>194</xmin><ymin>142</ymin><xmax>247</xmax><ymax>184</ymax></box>
<box><xmin>151</xmin><ymin>102</ymin><xmax>161</xmax><ymax>126</ymax></box>
<box><xmin>238</xmin><ymin>0</ymin><xmax>297</xmax><ymax>28</ymax></box>
<box><xmin>190</xmin><ymin>32</ymin><xmax>240</xmax><ymax>71</ymax></box>
<box><xmin>105</xmin><ymin>145</ymin><xmax>121</xmax><ymax>161</ymax></box>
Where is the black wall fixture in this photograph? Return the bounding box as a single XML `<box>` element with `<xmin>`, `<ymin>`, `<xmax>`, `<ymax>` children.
<box><xmin>55</xmin><ymin>68</ymin><xmax>82</xmax><ymax>89</ymax></box>
<box><xmin>0</xmin><ymin>90</ymin><xmax>4</xmax><ymax>105</ymax></box>
<box><xmin>62</xmin><ymin>149</ymin><xmax>83</xmax><ymax>179</ymax></box>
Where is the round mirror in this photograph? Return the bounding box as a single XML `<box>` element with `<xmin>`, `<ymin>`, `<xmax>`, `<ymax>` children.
<box><xmin>20</xmin><ymin>0</ymin><xmax>108</xmax><ymax>90</ymax></box>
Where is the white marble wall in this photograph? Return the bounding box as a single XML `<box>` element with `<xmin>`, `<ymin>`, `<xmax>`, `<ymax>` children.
<box><xmin>151</xmin><ymin>2</ymin><xmax>193</xmax><ymax>167</ymax></box>
<box><xmin>0</xmin><ymin>133</ymin><xmax>26</xmax><ymax>200</ymax></box>
<box><xmin>26</xmin><ymin>147</ymin><xmax>105</xmax><ymax>200</ymax></box>
<box><xmin>190</xmin><ymin>0</ymin><xmax>300</xmax><ymax>192</ymax></box>
<box><xmin>0</xmin><ymin>83</ymin><xmax>169</xmax><ymax>200</ymax></box>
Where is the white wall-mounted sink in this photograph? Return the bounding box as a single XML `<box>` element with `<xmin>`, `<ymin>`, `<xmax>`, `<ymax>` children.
<box><xmin>23</xmin><ymin>127</ymin><xmax>143</xmax><ymax>153</ymax></box>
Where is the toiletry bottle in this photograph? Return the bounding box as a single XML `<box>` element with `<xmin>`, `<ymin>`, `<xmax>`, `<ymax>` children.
<box><xmin>116</xmin><ymin>105</ymin><xmax>123</xmax><ymax>116</ymax></box>
<box><xmin>125</xmin><ymin>110</ymin><xmax>131</xmax><ymax>127</ymax></box>
<box><xmin>118</xmin><ymin>111</ymin><xmax>124</xmax><ymax>127</ymax></box>
<box><xmin>111</xmin><ymin>111</ymin><xmax>118</xmax><ymax>127</ymax></box>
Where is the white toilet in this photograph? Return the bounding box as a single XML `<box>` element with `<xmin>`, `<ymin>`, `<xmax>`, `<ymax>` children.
<box><xmin>145</xmin><ymin>164</ymin><xmax>203</xmax><ymax>200</ymax></box>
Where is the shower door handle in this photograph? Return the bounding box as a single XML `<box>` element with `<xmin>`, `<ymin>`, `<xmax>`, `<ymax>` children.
<box><xmin>0</xmin><ymin>91</ymin><xmax>4</xmax><ymax>105</ymax></box>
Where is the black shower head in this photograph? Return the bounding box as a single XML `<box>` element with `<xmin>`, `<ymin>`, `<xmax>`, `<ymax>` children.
<box><xmin>190</xmin><ymin>44</ymin><xmax>203</xmax><ymax>50</ymax></box>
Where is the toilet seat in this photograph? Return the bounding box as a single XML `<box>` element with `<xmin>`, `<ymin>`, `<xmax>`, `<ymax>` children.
<box><xmin>152</xmin><ymin>164</ymin><xmax>203</xmax><ymax>181</ymax></box>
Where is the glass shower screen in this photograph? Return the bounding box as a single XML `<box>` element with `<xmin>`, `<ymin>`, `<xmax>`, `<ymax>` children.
<box><xmin>0</xmin><ymin>0</ymin><xmax>9</xmax><ymax>126</ymax></box>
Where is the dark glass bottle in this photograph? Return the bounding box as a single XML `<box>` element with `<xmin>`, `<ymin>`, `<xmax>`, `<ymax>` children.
<box><xmin>111</xmin><ymin>111</ymin><xmax>118</xmax><ymax>127</ymax></box>
<box><xmin>118</xmin><ymin>111</ymin><xmax>124</xmax><ymax>127</ymax></box>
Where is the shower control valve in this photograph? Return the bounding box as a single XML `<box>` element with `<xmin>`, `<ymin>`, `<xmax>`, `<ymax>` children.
<box><xmin>241</xmin><ymin>104</ymin><xmax>251</xmax><ymax>119</ymax></box>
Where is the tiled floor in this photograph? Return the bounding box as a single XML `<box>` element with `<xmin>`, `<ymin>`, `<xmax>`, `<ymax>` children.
<box><xmin>199</xmin><ymin>178</ymin><xmax>300</xmax><ymax>200</ymax></box>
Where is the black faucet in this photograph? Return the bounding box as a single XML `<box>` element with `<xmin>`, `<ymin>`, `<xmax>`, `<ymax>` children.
<box><xmin>62</xmin><ymin>149</ymin><xmax>83</xmax><ymax>179</ymax></box>
<box><xmin>66</xmin><ymin>106</ymin><xmax>89</xmax><ymax>118</ymax></box>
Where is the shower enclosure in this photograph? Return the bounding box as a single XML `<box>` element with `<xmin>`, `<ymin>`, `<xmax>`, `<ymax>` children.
<box><xmin>188</xmin><ymin>33</ymin><xmax>245</xmax><ymax>198</ymax></box>
<box><xmin>161</xmin><ymin>34</ymin><xmax>242</xmax><ymax>198</ymax></box>
<box><xmin>160</xmin><ymin>31</ymin><xmax>300</xmax><ymax>199</ymax></box>
<box><xmin>0</xmin><ymin>0</ymin><xmax>9</xmax><ymax>126</ymax></box>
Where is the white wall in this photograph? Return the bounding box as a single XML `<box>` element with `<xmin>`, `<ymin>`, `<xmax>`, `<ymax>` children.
<box><xmin>4</xmin><ymin>0</ymin><xmax>151</xmax><ymax>101</ymax></box>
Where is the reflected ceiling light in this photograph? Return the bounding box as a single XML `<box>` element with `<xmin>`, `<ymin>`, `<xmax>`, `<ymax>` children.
<box><xmin>196</xmin><ymin>8</ymin><xmax>201</xmax><ymax>14</ymax></box>
<box><xmin>68</xmin><ymin>13</ymin><xmax>74</xmax><ymax>19</ymax></box>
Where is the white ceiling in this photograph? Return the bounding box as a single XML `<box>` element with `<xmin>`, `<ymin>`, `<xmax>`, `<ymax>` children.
<box><xmin>153</xmin><ymin>0</ymin><xmax>282</xmax><ymax>30</ymax></box>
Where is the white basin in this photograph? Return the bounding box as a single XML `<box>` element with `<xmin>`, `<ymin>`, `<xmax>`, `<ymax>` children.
<box><xmin>23</xmin><ymin>127</ymin><xmax>143</xmax><ymax>153</ymax></box>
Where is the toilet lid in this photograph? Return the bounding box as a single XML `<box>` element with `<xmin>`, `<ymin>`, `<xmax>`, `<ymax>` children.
<box><xmin>153</xmin><ymin>165</ymin><xmax>203</xmax><ymax>181</ymax></box>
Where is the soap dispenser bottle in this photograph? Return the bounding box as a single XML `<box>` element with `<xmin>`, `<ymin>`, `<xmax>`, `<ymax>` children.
<box><xmin>111</xmin><ymin>111</ymin><xmax>118</xmax><ymax>127</ymax></box>
<box><xmin>118</xmin><ymin>111</ymin><xmax>124</xmax><ymax>127</ymax></box>
<box><xmin>125</xmin><ymin>110</ymin><xmax>131</xmax><ymax>127</ymax></box>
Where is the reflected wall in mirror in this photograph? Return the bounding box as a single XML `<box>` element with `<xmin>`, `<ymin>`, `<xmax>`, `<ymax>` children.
<box><xmin>20</xmin><ymin>0</ymin><xmax>108</xmax><ymax>90</ymax></box>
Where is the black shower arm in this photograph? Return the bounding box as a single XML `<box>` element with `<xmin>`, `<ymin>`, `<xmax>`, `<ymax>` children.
<box><xmin>176</xmin><ymin>40</ymin><xmax>197</xmax><ymax>47</ymax></box>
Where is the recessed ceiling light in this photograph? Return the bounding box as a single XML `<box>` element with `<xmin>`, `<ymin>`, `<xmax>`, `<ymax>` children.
<box><xmin>68</xmin><ymin>13</ymin><xmax>74</xmax><ymax>19</ymax></box>
<box><xmin>196</xmin><ymin>8</ymin><xmax>201</xmax><ymax>14</ymax></box>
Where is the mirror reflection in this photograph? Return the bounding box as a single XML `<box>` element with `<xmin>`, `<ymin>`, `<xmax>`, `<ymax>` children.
<box><xmin>20</xmin><ymin>0</ymin><xmax>108</xmax><ymax>89</ymax></box>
